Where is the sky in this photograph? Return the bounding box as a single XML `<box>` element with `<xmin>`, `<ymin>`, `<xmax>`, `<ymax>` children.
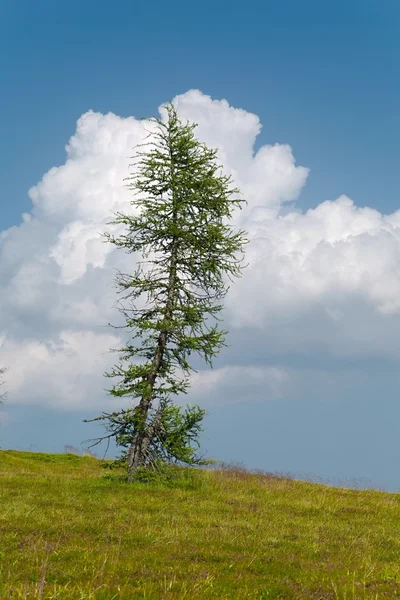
<box><xmin>1</xmin><ymin>0</ymin><xmax>400</xmax><ymax>491</ymax></box>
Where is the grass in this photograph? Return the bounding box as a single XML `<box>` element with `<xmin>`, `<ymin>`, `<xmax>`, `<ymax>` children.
<box><xmin>0</xmin><ymin>451</ymin><xmax>400</xmax><ymax>598</ymax></box>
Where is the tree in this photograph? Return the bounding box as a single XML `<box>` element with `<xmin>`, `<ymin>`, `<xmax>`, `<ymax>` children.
<box><xmin>0</xmin><ymin>366</ymin><xmax>8</xmax><ymax>404</ymax></box>
<box><xmin>85</xmin><ymin>104</ymin><xmax>248</xmax><ymax>482</ymax></box>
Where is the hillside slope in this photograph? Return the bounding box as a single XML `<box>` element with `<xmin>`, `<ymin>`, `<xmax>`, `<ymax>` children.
<box><xmin>0</xmin><ymin>450</ymin><xmax>399</xmax><ymax>599</ymax></box>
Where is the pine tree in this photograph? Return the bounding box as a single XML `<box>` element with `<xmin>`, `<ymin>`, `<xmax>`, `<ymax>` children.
<box><xmin>86</xmin><ymin>104</ymin><xmax>248</xmax><ymax>482</ymax></box>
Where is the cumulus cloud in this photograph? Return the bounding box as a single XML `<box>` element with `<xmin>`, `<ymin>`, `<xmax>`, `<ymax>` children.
<box><xmin>224</xmin><ymin>194</ymin><xmax>400</xmax><ymax>362</ymax></box>
<box><xmin>226</xmin><ymin>196</ymin><xmax>400</xmax><ymax>319</ymax></box>
<box><xmin>1</xmin><ymin>89</ymin><xmax>400</xmax><ymax>411</ymax></box>
<box><xmin>170</xmin><ymin>90</ymin><xmax>309</xmax><ymax>218</ymax></box>
<box><xmin>0</xmin><ymin>331</ymin><xmax>122</xmax><ymax>410</ymax></box>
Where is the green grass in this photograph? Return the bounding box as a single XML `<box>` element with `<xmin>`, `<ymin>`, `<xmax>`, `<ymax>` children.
<box><xmin>1</xmin><ymin>450</ymin><xmax>400</xmax><ymax>599</ymax></box>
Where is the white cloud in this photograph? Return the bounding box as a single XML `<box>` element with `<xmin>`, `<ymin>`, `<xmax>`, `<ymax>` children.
<box><xmin>1</xmin><ymin>89</ymin><xmax>400</xmax><ymax>410</ymax></box>
<box><xmin>0</xmin><ymin>331</ymin><xmax>121</xmax><ymax>410</ymax></box>
<box><xmin>226</xmin><ymin>195</ymin><xmax>400</xmax><ymax>326</ymax></box>
<box><xmin>170</xmin><ymin>90</ymin><xmax>309</xmax><ymax>218</ymax></box>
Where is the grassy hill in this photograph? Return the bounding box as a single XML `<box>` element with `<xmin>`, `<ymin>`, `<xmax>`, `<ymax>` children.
<box><xmin>0</xmin><ymin>451</ymin><xmax>400</xmax><ymax>599</ymax></box>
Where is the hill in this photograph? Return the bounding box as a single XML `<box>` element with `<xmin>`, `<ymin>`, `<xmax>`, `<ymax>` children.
<box><xmin>0</xmin><ymin>450</ymin><xmax>399</xmax><ymax>599</ymax></box>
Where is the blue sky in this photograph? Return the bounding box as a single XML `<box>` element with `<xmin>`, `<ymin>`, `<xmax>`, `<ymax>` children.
<box><xmin>2</xmin><ymin>0</ymin><xmax>400</xmax><ymax>225</ymax></box>
<box><xmin>2</xmin><ymin>0</ymin><xmax>400</xmax><ymax>491</ymax></box>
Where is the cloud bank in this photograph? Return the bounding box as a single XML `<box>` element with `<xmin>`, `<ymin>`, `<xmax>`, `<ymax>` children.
<box><xmin>1</xmin><ymin>89</ymin><xmax>400</xmax><ymax>411</ymax></box>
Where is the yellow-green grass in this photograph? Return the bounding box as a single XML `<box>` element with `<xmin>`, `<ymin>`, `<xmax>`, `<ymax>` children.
<box><xmin>1</xmin><ymin>450</ymin><xmax>400</xmax><ymax>599</ymax></box>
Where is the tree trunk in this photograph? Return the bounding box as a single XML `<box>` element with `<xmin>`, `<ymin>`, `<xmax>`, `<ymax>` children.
<box><xmin>126</xmin><ymin>238</ymin><xmax>178</xmax><ymax>480</ymax></box>
<box><xmin>127</xmin><ymin>407</ymin><xmax>163</xmax><ymax>482</ymax></box>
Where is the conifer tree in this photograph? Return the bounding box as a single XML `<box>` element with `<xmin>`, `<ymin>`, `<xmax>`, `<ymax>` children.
<box><xmin>0</xmin><ymin>366</ymin><xmax>8</xmax><ymax>404</ymax></box>
<box><xmin>86</xmin><ymin>104</ymin><xmax>248</xmax><ymax>481</ymax></box>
